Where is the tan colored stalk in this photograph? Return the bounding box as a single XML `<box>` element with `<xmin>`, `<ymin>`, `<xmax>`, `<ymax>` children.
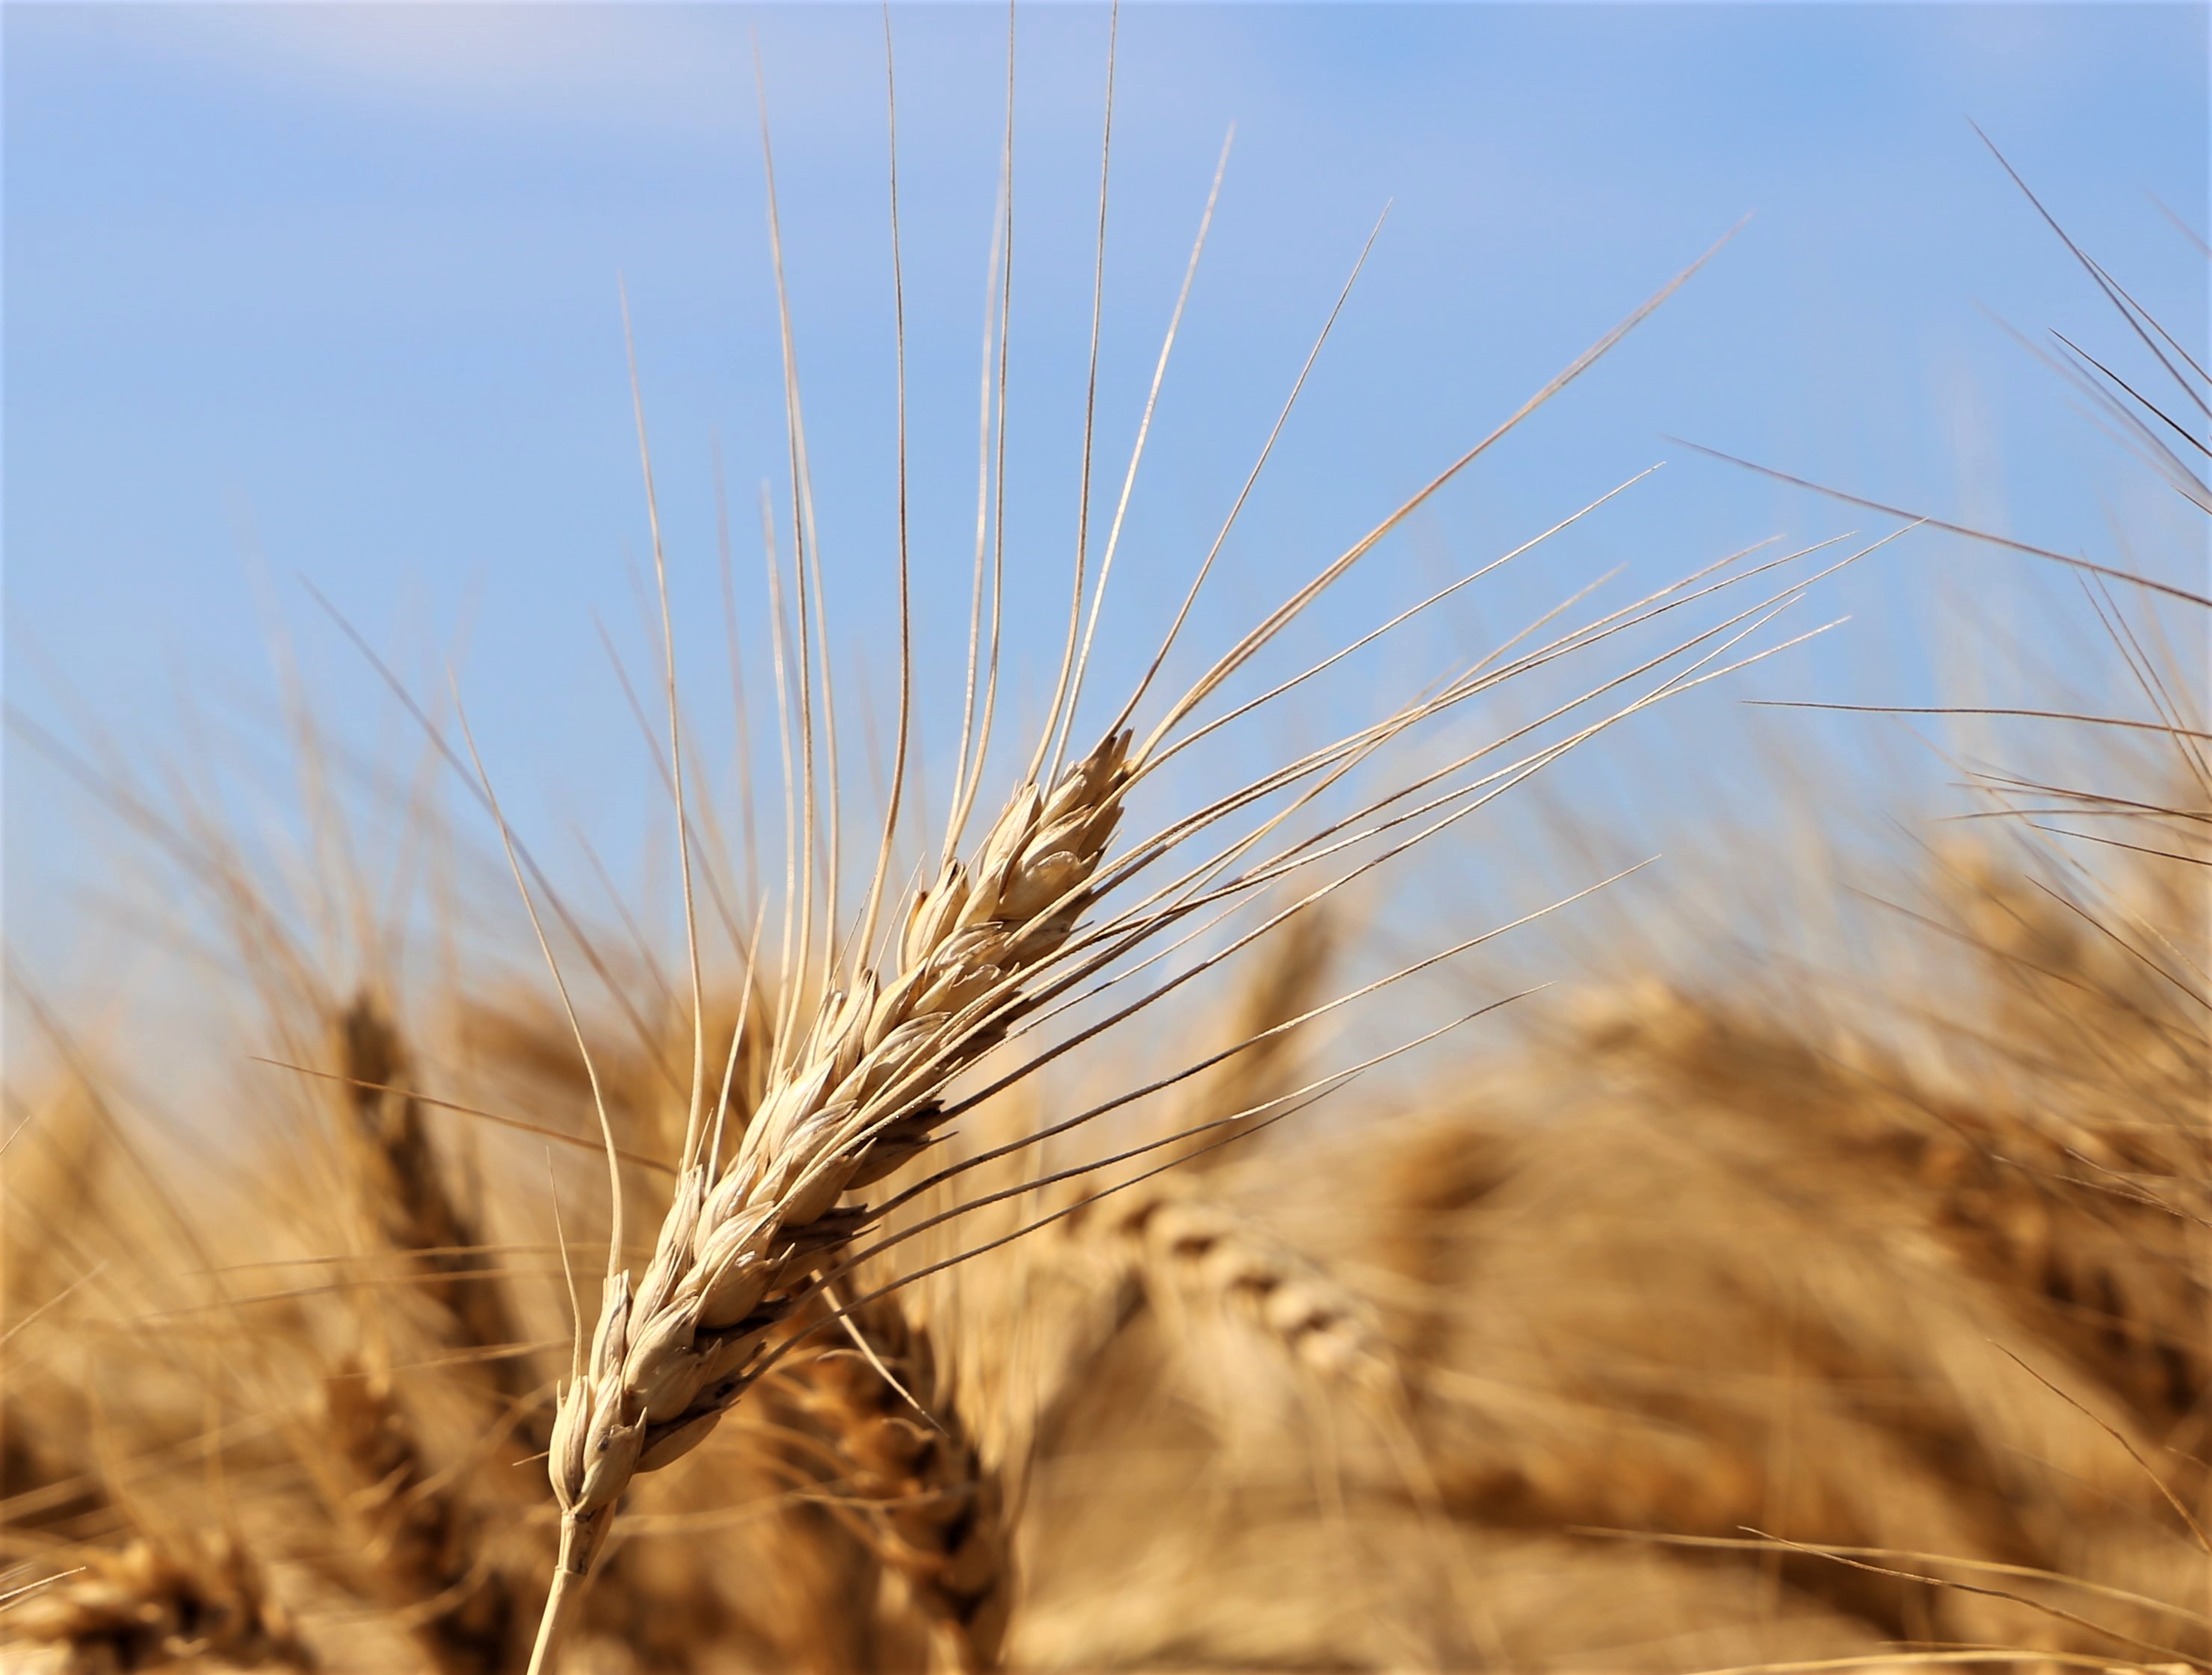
<box><xmin>507</xmin><ymin>96</ymin><xmax>1743</xmax><ymax>1662</ymax></box>
<box><xmin>785</xmin><ymin>1295</ymin><xmax>1010</xmax><ymax>1672</ymax></box>
<box><xmin>528</xmin><ymin>731</ymin><xmax>1132</xmax><ymax>1671</ymax></box>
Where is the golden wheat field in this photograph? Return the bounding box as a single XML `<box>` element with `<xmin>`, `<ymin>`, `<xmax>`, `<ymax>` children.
<box><xmin>4</xmin><ymin>8</ymin><xmax>2208</xmax><ymax>1674</ymax></box>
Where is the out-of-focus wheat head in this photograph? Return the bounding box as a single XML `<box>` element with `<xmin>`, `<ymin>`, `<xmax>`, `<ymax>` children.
<box><xmin>10</xmin><ymin>1534</ymin><xmax>314</xmax><ymax>1675</ymax></box>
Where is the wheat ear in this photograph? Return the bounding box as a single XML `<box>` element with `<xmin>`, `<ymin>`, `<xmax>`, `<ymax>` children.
<box><xmin>514</xmin><ymin>57</ymin><xmax>1755</xmax><ymax>1659</ymax></box>
<box><xmin>7</xmin><ymin>1535</ymin><xmax>314</xmax><ymax>1674</ymax></box>
<box><xmin>528</xmin><ymin>730</ymin><xmax>1132</xmax><ymax>1671</ymax></box>
<box><xmin>1065</xmin><ymin>1180</ymin><xmax>1398</xmax><ymax>1399</ymax></box>
<box><xmin>330</xmin><ymin>996</ymin><xmax>544</xmax><ymax>1440</ymax></box>
<box><xmin>321</xmin><ymin>1360</ymin><xmax>517</xmax><ymax>1675</ymax></box>
<box><xmin>786</xmin><ymin>1293</ymin><xmax>1010</xmax><ymax>1672</ymax></box>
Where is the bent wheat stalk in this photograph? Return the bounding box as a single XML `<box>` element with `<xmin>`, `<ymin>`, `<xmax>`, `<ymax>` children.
<box><xmin>330</xmin><ymin>997</ymin><xmax>545</xmax><ymax>1440</ymax></box>
<box><xmin>1064</xmin><ymin>1179</ymin><xmax>1399</xmax><ymax>1399</ymax></box>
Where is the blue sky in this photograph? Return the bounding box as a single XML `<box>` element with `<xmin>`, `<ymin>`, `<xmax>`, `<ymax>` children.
<box><xmin>6</xmin><ymin>3</ymin><xmax>2205</xmax><ymax>1002</ymax></box>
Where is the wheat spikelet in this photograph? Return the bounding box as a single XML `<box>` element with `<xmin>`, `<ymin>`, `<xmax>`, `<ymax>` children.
<box><xmin>5</xmin><ymin>1535</ymin><xmax>314</xmax><ymax>1674</ymax></box>
<box><xmin>783</xmin><ymin>1294</ymin><xmax>1010</xmax><ymax>1673</ymax></box>
<box><xmin>531</xmin><ymin>730</ymin><xmax>1133</xmax><ymax>1665</ymax></box>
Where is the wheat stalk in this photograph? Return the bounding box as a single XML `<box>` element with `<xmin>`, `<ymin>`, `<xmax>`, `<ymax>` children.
<box><xmin>508</xmin><ymin>267</ymin><xmax>1779</xmax><ymax>1669</ymax></box>
<box><xmin>478</xmin><ymin>12</ymin><xmax>1779</xmax><ymax>1657</ymax></box>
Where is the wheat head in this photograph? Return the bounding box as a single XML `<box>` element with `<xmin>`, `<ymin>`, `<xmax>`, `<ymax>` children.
<box><xmin>320</xmin><ymin>1360</ymin><xmax>519</xmax><ymax>1675</ymax></box>
<box><xmin>531</xmin><ymin>730</ymin><xmax>1131</xmax><ymax>1666</ymax></box>
<box><xmin>783</xmin><ymin>1292</ymin><xmax>1010</xmax><ymax>1673</ymax></box>
<box><xmin>329</xmin><ymin>996</ymin><xmax>547</xmax><ymax>1443</ymax></box>
<box><xmin>1064</xmin><ymin>1180</ymin><xmax>1399</xmax><ymax>1400</ymax></box>
<box><xmin>7</xmin><ymin>1535</ymin><xmax>313</xmax><ymax>1675</ymax></box>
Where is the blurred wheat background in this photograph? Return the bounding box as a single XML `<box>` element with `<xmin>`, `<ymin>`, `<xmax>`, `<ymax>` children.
<box><xmin>4</xmin><ymin>6</ymin><xmax>2208</xmax><ymax>1674</ymax></box>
